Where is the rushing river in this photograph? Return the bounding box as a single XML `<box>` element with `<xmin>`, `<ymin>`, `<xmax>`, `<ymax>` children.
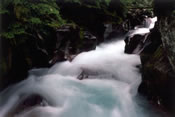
<box><xmin>0</xmin><ymin>17</ymin><xmax>160</xmax><ymax>117</ymax></box>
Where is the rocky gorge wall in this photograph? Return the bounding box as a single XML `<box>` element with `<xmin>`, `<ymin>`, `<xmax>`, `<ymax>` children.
<box><xmin>124</xmin><ymin>0</ymin><xmax>175</xmax><ymax>113</ymax></box>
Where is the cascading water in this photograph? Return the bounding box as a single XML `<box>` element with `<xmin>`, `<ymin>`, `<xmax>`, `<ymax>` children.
<box><xmin>0</xmin><ymin>17</ymin><xmax>160</xmax><ymax>117</ymax></box>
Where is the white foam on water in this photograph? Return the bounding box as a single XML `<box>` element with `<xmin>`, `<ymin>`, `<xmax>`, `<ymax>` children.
<box><xmin>0</xmin><ymin>17</ymin><xmax>159</xmax><ymax>117</ymax></box>
<box><xmin>127</xmin><ymin>16</ymin><xmax>157</xmax><ymax>37</ymax></box>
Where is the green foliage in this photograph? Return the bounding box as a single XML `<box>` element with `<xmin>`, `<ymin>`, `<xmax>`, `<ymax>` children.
<box><xmin>13</xmin><ymin>1</ymin><xmax>65</xmax><ymax>29</ymax></box>
<box><xmin>1</xmin><ymin>32</ymin><xmax>15</xmax><ymax>39</ymax></box>
<box><xmin>1</xmin><ymin>22</ymin><xmax>27</xmax><ymax>46</ymax></box>
<box><xmin>0</xmin><ymin>0</ymin><xmax>124</xmax><ymax>45</ymax></box>
<box><xmin>29</xmin><ymin>18</ymin><xmax>42</xmax><ymax>25</ymax></box>
<box><xmin>173</xmin><ymin>10</ymin><xmax>175</xmax><ymax>16</ymax></box>
<box><xmin>120</xmin><ymin>0</ymin><xmax>153</xmax><ymax>8</ymax></box>
<box><xmin>83</xmin><ymin>0</ymin><xmax>111</xmax><ymax>9</ymax></box>
<box><xmin>0</xmin><ymin>8</ymin><xmax>9</xmax><ymax>14</ymax></box>
<box><xmin>59</xmin><ymin>0</ymin><xmax>111</xmax><ymax>9</ymax></box>
<box><xmin>79</xmin><ymin>28</ymin><xmax>84</xmax><ymax>40</ymax></box>
<box><xmin>119</xmin><ymin>0</ymin><xmax>154</xmax><ymax>17</ymax></box>
<box><xmin>0</xmin><ymin>58</ymin><xmax>8</xmax><ymax>75</ymax></box>
<box><xmin>0</xmin><ymin>3</ymin><xmax>8</xmax><ymax>14</ymax></box>
<box><xmin>63</xmin><ymin>0</ymin><xmax>82</xmax><ymax>4</ymax></box>
<box><xmin>0</xmin><ymin>0</ymin><xmax>66</xmax><ymax>46</ymax></box>
<box><xmin>1</xmin><ymin>23</ymin><xmax>25</xmax><ymax>37</ymax></box>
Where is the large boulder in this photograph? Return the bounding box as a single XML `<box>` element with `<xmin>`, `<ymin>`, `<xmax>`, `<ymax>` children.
<box><xmin>139</xmin><ymin>46</ymin><xmax>175</xmax><ymax>111</ymax></box>
<box><xmin>49</xmin><ymin>25</ymin><xmax>97</xmax><ymax>65</ymax></box>
<box><xmin>124</xmin><ymin>26</ymin><xmax>161</xmax><ymax>54</ymax></box>
<box><xmin>124</xmin><ymin>34</ymin><xmax>146</xmax><ymax>54</ymax></box>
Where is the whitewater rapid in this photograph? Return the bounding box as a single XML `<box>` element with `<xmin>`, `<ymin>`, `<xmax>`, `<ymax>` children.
<box><xmin>0</xmin><ymin>17</ymin><xmax>159</xmax><ymax>117</ymax></box>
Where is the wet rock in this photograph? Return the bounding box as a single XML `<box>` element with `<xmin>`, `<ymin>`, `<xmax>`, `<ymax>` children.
<box><xmin>56</xmin><ymin>25</ymin><xmax>97</xmax><ymax>53</ymax></box>
<box><xmin>17</xmin><ymin>94</ymin><xmax>47</xmax><ymax>112</ymax></box>
<box><xmin>55</xmin><ymin>25</ymin><xmax>81</xmax><ymax>54</ymax></box>
<box><xmin>125</xmin><ymin>13</ymin><xmax>174</xmax><ymax>111</ymax></box>
<box><xmin>141</xmin><ymin>27</ymin><xmax>162</xmax><ymax>54</ymax></box>
<box><xmin>49</xmin><ymin>50</ymin><xmax>66</xmax><ymax>65</ymax></box>
<box><xmin>137</xmin><ymin>17</ymin><xmax>175</xmax><ymax>112</ymax></box>
<box><xmin>144</xmin><ymin>1</ymin><xmax>175</xmax><ymax>113</ymax></box>
<box><xmin>136</xmin><ymin>21</ymin><xmax>174</xmax><ymax>112</ymax></box>
<box><xmin>124</xmin><ymin>34</ymin><xmax>146</xmax><ymax>54</ymax></box>
<box><xmin>79</xmin><ymin>31</ymin><xmax>97</xmax><ymax>52</ymax></box>
<box><xmin>139</xmin><ymin>46</ymin><xmax>175</xmax><ymax>111</ymax></box>
<box><xmin>104</xmin><ymin>24</ymin><xmax>126</xmax><ymax>40</ymax></box>
<box><xmin>159</xmin><ymin>16</ymin><xmax>175</xmax><ymax>72</ymax></box>
<box><xmin>126</xmin><ymin>9</ymin><xmax>153</xmax><ymax>30</ymax></box>
<box><xmin>7</xmin><ymin>94</ymin><xmax>47</xmax><ymax>117</ymax></box>
<box><xmin>49</xmin><ymin>25</ymin><xmax>97</xmax><ymax>64</ymax></box>
<box><xmin>124</xmin><ymin>26</ymin><xmax>161</xmax><ymax>54</ymax></box>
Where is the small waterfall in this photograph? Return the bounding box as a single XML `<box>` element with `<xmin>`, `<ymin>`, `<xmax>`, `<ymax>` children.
<box><xmin>125</xmin><ymin>16</ymin><xmax>158</xmax><ymax>54</ymax></box>
<box><xmin>0</xmin><ymin>17</ymin><xmax>159</xmax><ymax>117</ymax></box>
<box><xmin>126</xmin><ymin>16</ymin><xmax>157</xmax><ymax>38</ymax></box>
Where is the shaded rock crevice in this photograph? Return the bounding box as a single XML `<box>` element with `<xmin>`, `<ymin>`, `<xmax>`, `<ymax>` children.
<box><xmin>159</xmin><ymin>16</ymin><xmax>175</xmax><ymax>72</ymax></box>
